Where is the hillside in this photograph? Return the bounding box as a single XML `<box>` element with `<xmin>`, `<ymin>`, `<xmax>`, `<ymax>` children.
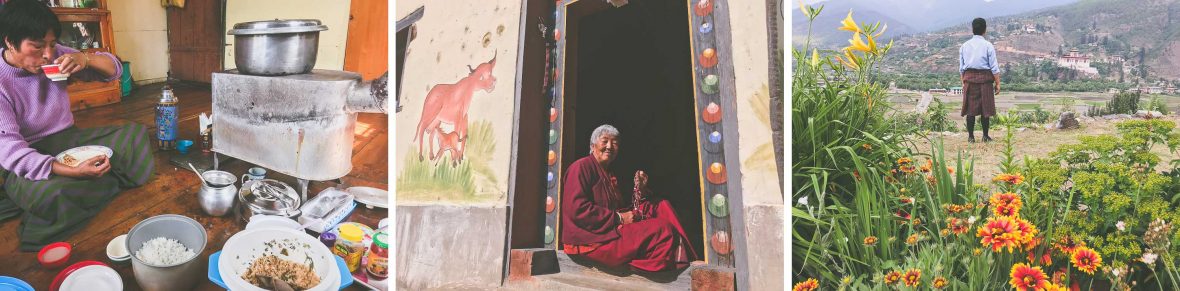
<box><xmin>879</xmin><ymin>0</ymin><xmax>1180</xmax><ymax>81</ymax></box>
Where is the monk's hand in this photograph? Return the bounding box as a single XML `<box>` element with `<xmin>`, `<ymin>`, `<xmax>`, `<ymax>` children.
<box><xmin>74</xmin><ymin>155</ymin><xmax>111</xmax><ymax>178</ymax></box>
<box><xmin>618</xmin><ymin>210</ymin><xmax>636</xmax><ymax>224</ymax></box>
<box><xmin>55</xmin><ymin>52</ymin><xmax>89</xmax><ymax>75</ymax></box>
<box><xmin>994</xmin><ymin>83</ymin><xmax>1001</xmax><ymax>95</ymax></box>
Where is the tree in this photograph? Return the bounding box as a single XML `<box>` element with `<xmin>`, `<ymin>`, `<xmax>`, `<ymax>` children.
<box><xmin>1119</xmin><ymin>61</ymin><xmax>1125</xmax><ymax>83</ymax></box>
<box><xmin>1140</xmin><ymin>47</ymin><xmax>1148</xmax><ymax>80</ymax></box>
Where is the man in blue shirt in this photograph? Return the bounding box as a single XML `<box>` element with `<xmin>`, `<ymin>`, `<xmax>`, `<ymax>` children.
<box><xmin>959</xmin><ymin>17</ymin><xmax>1001</xmax><ymax>143</ymax></box>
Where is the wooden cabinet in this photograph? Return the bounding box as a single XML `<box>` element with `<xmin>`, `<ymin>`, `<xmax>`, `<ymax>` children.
<box><xmin>51</xmin><ymin>0</ymin><xmax>121</xmax><ymax>111</ymax></box>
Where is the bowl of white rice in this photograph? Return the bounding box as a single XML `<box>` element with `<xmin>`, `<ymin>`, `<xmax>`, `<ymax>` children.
<box><xmin>126</xmin><ymin>214</ymin><xmax>207</xmax><ymax>291</ymax></box>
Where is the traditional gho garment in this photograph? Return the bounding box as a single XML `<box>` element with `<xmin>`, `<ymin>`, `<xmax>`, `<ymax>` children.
<box><xmin>959</xmin><ymin>34</ymin><xmax>999</xmax><ymax>118</ymax></box>
<box><xmin>961</xmin><ymin>69</ymin><xmax>996</xmax><ymax>117</ymax></box>
<box><xmin>560</xmin><ymin>156</ymin><xmax>696</xmax><ymax>272</ymax></box>
<box><xmin>0</xmin><ymin>45</ymin><xmax>155</xmax><ymax>251</ymax></box>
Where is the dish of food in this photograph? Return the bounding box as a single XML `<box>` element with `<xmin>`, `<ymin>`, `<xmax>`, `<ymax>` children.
<box><xmin>242</xmin><ymin>255</ymin><xmax>321</xmax><ymax>290</ymax></box>
<box><xmin>56</xmin><ymin>146</ymin><xmax>113</xmax><ymax>167</ymax></box>
<box><xmin>220</xmin><ymin>227</ymin><xmax>338</xmax><ymax>291</ymax></box>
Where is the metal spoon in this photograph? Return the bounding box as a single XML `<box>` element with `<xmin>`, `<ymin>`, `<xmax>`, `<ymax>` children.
<box><xmin>188</xmin><ymin>163</ymin><xmax>210</xmax><ymax>187</ymax></box>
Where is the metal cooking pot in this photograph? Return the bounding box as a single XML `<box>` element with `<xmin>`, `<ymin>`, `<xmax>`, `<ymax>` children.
<box><xmin>227</xmin><ymin>19</ymin><xmax>328</xmax><ymax>76</ymax></box>
<box><xmin>237</xmin><ymin>179</ymin><xmax>302</xmax><ymax>223</ymax></box>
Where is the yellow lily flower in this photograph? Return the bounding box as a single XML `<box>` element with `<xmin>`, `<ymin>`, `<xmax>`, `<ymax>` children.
<box><xmin>810</xmin><ymin>48</ymin><xmax>819</xmax><ymax>68</ymax></box>
<box><xmin>847</xmin><ymin>33</ymin><xmax>870</xmax><ymax>52</ymax></box>
<box><xmin>838</xmin><ymin>10</ymin><xmax>860</xmax><ymax>33</ymax></box>
<box><xmin>838</xmin><ymin>49</ymin><xmax>860</xmax><ymax>70</ymax></box>
<box><xmin>866</xmin><ymin>34</ymin><xmax>878</xmax><ymax>55</ymax></box>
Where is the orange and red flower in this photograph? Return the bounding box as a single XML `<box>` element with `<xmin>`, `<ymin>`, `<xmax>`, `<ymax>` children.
<box><xmin>793</xmin><ymin>278</ymin><xmax>818</xmax><ymax>291</ymax></box>
<box><xmin>864</xmin><ymin>236</ymin><xmax>878</xmax><ymax>246</ymax></box>
<box><xmin>1070</xmin><ymin>246</ymin><xmax>1103</xmax><ymax>275</ymax></box>
<box><xmin>1054</xmin><ymin>236</ymin><xmax>1083</xmax><ymax>256</ymax></box>
<box><xmin>978</xmin><ymin>216</ymin><xmax>1022</xmax><ymax>252</ymax></box>
<box><xmin>902</xmin><ymin>269</ymin><xmax>921</xmax><ymax>287</ymax></box>
<box><xmin>906</xmin><ymin>234</ymin><xmax>920</xmax><ymax>245</ymax></box>
<box><xmin>884</xmin><ymin>271</ymin><xmax>902</xmax><ymax>284</ymax></box>
<box><xmin>932</xmin><ymin>276</ymin><xmax>948</xmax><ymax>289</ymax></box>
<box><xmin>944</xmin><ymin>204</ymin><xmax>966</xmax><ymax>214</ymax></box>
<box><xmin>1014</xmin><ymin>222</ymin><xmax>1040</xmax><ymax>249</ymax></box>
<box><xmin>1043</xmin><ymin>283</ymin><xmax>1067</xmax><ymax>291</ymax></box>
<box><xmin>1010</xmin><ymin>263</ymin><xmax>1049</xmax><ymax>291</ymax></box>
<box><xmin>947</xmin><ymin>217</ymin><xmax>970</xmax><ymax>235</ymax></box>
<box><xmin>989</xmin><ymin>192</ymin><xmax>1023</xmax><ymax>217</ymax></box>
<box><xmin>920</xmin><ymin>159</ymin><xmax>933</xmax><ymax>173</ymax></box>
<box><xmin>993</xmin><ymin>173</ymin><xmax>1025</xmax><ymax>185</ymax></box>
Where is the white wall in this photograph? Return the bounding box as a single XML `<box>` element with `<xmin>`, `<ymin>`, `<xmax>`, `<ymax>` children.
<box><xmin>223</xmin><ymin>0</ymin><xmax>351</xmax><ymax>71</ymax></box>
<box><xmin>108</xmin><ymin>0</ymin><xmax>169</xmax><ymax>84</ymax></box>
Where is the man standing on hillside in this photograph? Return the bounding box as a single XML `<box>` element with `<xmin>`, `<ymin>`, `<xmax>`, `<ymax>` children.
<box><xmin>959</xmin><ymin>17</ymin><xmax>1001</xmax><ymax>143</ymax></box>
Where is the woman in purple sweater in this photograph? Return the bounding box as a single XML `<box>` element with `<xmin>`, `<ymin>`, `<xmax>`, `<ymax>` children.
<box><xmin>0</xmin><ymin>0</ymin><xmax>154</xmax><ymax>251</ymax></box>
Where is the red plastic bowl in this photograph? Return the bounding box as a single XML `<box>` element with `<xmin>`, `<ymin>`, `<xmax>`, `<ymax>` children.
<box><xmin>37</xmin><ymin>242</ymin><xmax>73</xmax><ymax>268</ymax></box>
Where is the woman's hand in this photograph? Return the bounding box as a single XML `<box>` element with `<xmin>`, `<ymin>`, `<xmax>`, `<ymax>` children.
<box><xmin>618</xmin><ymin>210</ymin><xmax>636</xmax><ymax>225</ymax></box>
<box><xmin>51</xmin><ymin>155</ymin><xmax>110</xmax><ymax>179</ymax></box>
<box><xmin>54</xmin><ymin>52</ymin><xmax>89</xmax><ymax>75</ymax></box>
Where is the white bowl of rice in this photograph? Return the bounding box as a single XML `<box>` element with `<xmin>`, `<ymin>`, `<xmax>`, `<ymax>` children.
<box><xmin>219</xmin><ymin>227</ymin><xmax>339</xmax><ymax>291</ymax></box>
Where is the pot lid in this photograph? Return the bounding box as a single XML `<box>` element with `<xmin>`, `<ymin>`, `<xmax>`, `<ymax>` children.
<box><xmin>227</xmin><ymin>19</ymin><xmax>328</xmax><ymax>35</ymax></box>
<box><xmin>240</xmin><ymin>179</ymin><xmax>301</xmax><ymax>213</ymax></box>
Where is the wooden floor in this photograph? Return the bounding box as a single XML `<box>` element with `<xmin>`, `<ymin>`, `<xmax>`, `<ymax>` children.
<box><xmin>0</xmin><ymin>82</ymin><xmax>389</xmax><ymax>290</ymax></box>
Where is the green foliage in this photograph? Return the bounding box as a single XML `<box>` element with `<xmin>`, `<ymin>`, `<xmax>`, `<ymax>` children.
<box><xmin>1088</xmin><ymin>92</ymin><xmax>1141</xmax><ymax>116</ymax></box>
<box><xmin>1148</xmin><ymin>95</ymin><xmax>1171</xmax><ymax>114</ymax></box>
<box><xmin>926</xmin><ymin>99</ymin><xmax>956</xmax><ymax>133</ymax></box>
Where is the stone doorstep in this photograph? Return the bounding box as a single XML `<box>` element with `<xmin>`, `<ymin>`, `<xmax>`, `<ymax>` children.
<box><xmin>507</xmin><ymin>249</ymin><xmax>735</xmax><ymax>291</ymax></box>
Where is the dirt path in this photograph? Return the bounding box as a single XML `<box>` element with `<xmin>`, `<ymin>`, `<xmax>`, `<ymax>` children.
<box><xmin>911</xmin><ymin>116</ymin><xmax>1180</xmax><ymax>181</ymax></box>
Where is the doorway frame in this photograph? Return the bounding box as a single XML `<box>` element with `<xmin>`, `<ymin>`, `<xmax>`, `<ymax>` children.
<box><xmin>530</xmin><ymin>0</ymin><xmax>750</xmax><ymax>277</ymax></box>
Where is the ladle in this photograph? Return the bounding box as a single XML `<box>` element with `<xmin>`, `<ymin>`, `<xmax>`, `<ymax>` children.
<box><xmin>188</xmin><ymin>163</ymin><xmax>211</xmax><ymax>187</ymax></box>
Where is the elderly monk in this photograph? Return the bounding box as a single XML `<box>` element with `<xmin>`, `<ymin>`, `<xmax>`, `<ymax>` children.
<box><xmin>959</xmin><ymin>17</ymin><xmax>1001</xmax><ymax>143</ymax></box>
<box><xmin>560</xmin><ymin>124</ymin><xmax>696</xmax><ymax>272</ymax></box>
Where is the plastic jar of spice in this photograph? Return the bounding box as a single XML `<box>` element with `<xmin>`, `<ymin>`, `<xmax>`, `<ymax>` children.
<box><xmin>366</xmin><ymin>232</ymin><xmax>389</xmax><ymax>279</ymax></box>
<box><xmin>333</xmin><ymin>223</ymin><xmax>366</xmax><ymax>272</ymax></box>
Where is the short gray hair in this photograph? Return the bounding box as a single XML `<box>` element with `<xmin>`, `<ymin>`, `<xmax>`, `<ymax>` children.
<box><xmin>590</xmin><ymin>124</ymin><xmax>619</xmax><ymax>147</ymax></box>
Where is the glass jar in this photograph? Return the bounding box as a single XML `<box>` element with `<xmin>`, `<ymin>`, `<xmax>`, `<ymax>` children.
<box><xmin>366</xmin><ymin>232</ymin><xmax>389</xmax><ymax>279</ymax></box>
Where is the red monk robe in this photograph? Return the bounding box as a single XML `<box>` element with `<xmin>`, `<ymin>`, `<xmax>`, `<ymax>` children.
<box><xmin>560</xmin><ymin>155</ymin><xmax>697</xmax><ymax>272</ymax></box>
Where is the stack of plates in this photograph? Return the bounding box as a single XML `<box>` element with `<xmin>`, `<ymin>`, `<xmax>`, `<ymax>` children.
<box><xmin>50</xmin><ymin>261</ymin><xmax>121</xmax><ymax>291</ymax></box>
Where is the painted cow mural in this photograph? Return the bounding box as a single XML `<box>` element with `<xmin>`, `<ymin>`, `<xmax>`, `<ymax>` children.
<box><xmin>413</xmin><ymin>52</ymin><xmax>497</xmax><ymax>166</ymax></box>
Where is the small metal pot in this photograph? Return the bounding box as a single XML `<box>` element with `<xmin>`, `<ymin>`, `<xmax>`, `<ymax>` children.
<box><xmin>197</xmin><ymin>171</ymin><xmax>236</xmax><ymax>216</ymax></box>
<box><xmin>237</xmin><ymin>179</ymin><xmax>303</xmax><ymax>223</ymax></box>
<box><xmin>227</xmin><ymin>19</ymin><xmax>328</xmax><ymax>76</ymax></box>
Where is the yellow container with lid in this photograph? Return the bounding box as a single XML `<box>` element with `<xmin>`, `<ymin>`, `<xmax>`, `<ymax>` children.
<box><xmin>333</xmin><ymin>223</ymin><xmax>366</xmax><ymax>272</ymax></box>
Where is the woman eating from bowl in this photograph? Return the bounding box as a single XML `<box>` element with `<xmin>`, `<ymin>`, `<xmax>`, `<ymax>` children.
<box><xmin>0</xmin><ymin>0</ymin><xmax>155</xmax><ymax>251</ymax></box>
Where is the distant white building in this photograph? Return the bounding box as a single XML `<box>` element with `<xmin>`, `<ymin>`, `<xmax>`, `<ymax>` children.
<box><xmin>1108</xmin><ymin>88</ymin><xmax>1120</xmax><ymax>94</ymax></box>
<box><xmin>1023</xmin><ymin>24</ymin><xmax>1037</xmax><ymax>33</ymax></box>
<box><xmin>1057</xmin><ymin>48</ymin><xmax>1098</xmax><ymax>76</ymax></box>
<box><xmin>1151</xmin><ymin>86</ymin><xmax>1165</xmax><ymax>94</ymax></box>
<box><xmin>950</xmin><ymin>87</ymin><xmax>963</xmax><ymax>95</ymax></box>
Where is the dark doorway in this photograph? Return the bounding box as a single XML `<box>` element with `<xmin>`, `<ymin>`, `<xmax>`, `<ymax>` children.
<box><xmin>166</xmin><ymin>0</ymin><xmax>223</xmax><ymax>83</ymax></box>
<box><xmin>561</xmin><ymin>0</ymin><xmax>704</xmax><ymax>259</ymax></box>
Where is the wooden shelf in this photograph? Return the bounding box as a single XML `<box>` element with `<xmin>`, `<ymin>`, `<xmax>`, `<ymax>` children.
<box><xmin>52</xmin><ymin>0</ymin><xmax>121</xmax><ymax>111</ymax></box>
